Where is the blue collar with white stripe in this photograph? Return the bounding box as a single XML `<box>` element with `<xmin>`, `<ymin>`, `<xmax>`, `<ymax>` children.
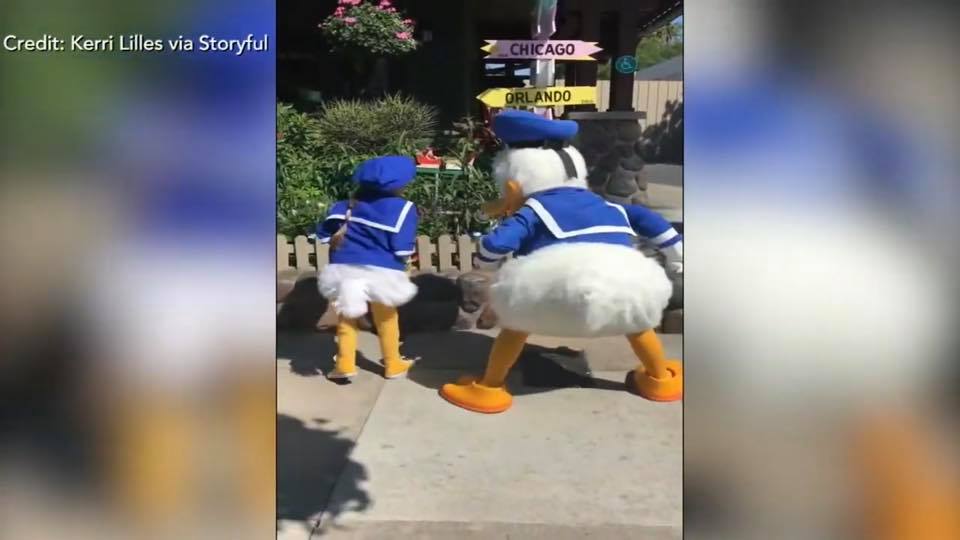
<box><xmin>325</xmin><ymin>197</ymin><xmax>414</xmax><ymax>233</ymax></box>
<box><xmin>525</xmin><ymin>187</ymin><xmax>636</xmax><ymax>239</ymax></box>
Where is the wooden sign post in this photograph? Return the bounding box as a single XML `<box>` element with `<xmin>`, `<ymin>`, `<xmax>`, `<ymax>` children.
<box><xmin>531</xmin><ymin>0</ymin><xmax>558</xmax><ymax>118</ymax></box>
<box><xmin>478</xmin><ymin>0</ymin><xmax>602</xmax><ymax>113</ymax></box>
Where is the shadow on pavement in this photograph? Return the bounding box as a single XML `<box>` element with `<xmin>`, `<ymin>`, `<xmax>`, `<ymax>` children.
<box><xmin>277</xmin><ymin>331</ymin><xmax>335</xmax><ymax>377</ymax></box>
<box><xmin>277</xmin><ymin>331</ymin><xmax>383</xmax><ymax>378</ymax></box>
<box><xmin>276</xmin><ymin>414</ymin><xmax>370</xmax><ymax>534</ymax></box>
<box><xmin>278</xmin><ymin>273</ymin><xmax>463</xmax><ymax>337</ymax></box>
<box><xmin>277</xmin><ymin>275</ymin><xmax>329</xmax><ymax>332</ymax></box>
<box><xmin>401</xmin><ymin>330</ymin><xmax>626</xmax><ymax>396</ymax></box>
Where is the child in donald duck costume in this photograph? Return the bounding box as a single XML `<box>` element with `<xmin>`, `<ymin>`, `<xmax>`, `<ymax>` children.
<box><xmin>439</xmin><ymin>109</ymin><xmax>684</xmax><ymax>413</ymax></box>
<box><xmin>316</xmin><ymin>155</ymin><xmax>419</xmax><ymax>380</ymax></box>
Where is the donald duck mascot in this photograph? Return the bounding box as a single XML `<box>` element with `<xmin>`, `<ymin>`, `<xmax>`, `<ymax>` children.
<box><xmin>439</xmin><ymin>109</ymin><xmax>684</xmax><ymax>413</ymax></box>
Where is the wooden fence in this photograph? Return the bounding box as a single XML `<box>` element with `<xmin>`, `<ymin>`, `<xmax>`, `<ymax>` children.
<box><xmin>278</xmin><ymin>234</ymin><xmax>481</xmax><ymax>273</ymax></box>
<box><xmin>278</xmin><ymin>234</ymin><xmax>670</xmax><ymax>275</ymax></box>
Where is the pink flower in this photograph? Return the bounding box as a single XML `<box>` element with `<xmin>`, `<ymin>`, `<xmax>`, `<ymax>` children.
<box><xmin>334</xmin><ymin>6</ymin><xmax>345</xmax><ymax>16</ymax></box>
<box><xmin>379</xmin><ymin>0</ymin><xmax>392</xmax><ymax>6</ymax></box>
<box><xmin>402</xmin><ymin>18</ymin><xmax>414</xmax><ymax>25</ymax></box>
<box><xmin>339</xmin><ymin>0</ymin><xmax>361</xmax><ymax>4</ymax></box>
<box><xmin>395</xmin><ymin>31</ymin><xmax>411</xmax><ymax>40</ymax></box>
<box><xmin>344</xmin><ymin>16</ymin><xmax>356</xmax><ymax>24</ymax></box>
<box><xmin>386</xmin><ymin>7</ymin><xmax>397</xmax><ymax>12</ymax></box>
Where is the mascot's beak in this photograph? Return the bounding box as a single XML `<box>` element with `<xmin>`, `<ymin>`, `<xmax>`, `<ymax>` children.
<box><xmin>482</xmin><ymin>180</ymin><xmax>524</xmax><ymax>218</ymax></box>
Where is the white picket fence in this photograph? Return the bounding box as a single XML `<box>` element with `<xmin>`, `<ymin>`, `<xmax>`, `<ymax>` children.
<box><xmin>278</xmin><ymin>234</ymin><xmax>481</xmax><ymax>273</ymax></box>
<box><xmin>278</xmin><ymin>233</ymin><xmax>667</xmax><ymax>274</ymax></box>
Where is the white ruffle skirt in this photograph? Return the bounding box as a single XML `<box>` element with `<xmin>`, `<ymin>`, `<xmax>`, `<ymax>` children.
<box><xmin>318</xmin><ymin>263</ymin><xmax>418</xmax><ymax>319</ymax></box>
<box><xmin>491</xmin><ymin>242</ymin><xmax>673</xmax><ymax>337</ymax></box>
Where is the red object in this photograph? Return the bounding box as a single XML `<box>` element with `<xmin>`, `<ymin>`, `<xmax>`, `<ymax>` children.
<box><xmin>416</xmin><ymin>147</ymin><xmax>442</xmax><ymax>167</ymax></box>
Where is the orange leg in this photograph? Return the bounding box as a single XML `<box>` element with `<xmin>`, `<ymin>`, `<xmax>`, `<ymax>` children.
<box><xmin>439</xmin><ymin>328</ymin><xmax>529</xmax><ymax>413</ymax></box>
<box><xmin>625</xmin><ymin>329</ymin><xmax>683</xmax><ymax>402</ymax></box>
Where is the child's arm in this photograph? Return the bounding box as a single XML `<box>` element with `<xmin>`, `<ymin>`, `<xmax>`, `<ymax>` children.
<box><xmin>623</xmin><ymin>204</ymin><xmax>683</xmax><ymax>274</ymax></box>
<box><xmin>474</xmin><ymin>206</ymin><xmax>539</xmax><ymax>270</ymax></box>
<box><xmin>388</xmin><ymin>201</ymin><xmax>418</xmax><ymax>263</ymax></box>
<box><xmin>315</xmin><ymin>201</ymin><xmax>348</xmax><ymax>245</ymax></box>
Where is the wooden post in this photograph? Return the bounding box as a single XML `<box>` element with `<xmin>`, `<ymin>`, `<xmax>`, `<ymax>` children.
<box><xmin>277</xmin><ymin>235</ymin><xmax>294</xmax><ymax>270</ymax></box>
<box><xmin>569</xmin><ymin>5</ymin><xmax>600</xmax><ymax>113</ymax></box>
<box><xmin>462</xmin><ymin>0</ymin><xmax>478</xmax><ymax>119</ymax></box>
<box><xmin>315</xmin><ymin>241</ymin><xmax>330</xmax><ymax>270</ymax></box>
<box><xmin>531</xmin><ymin>0</ymin><xmax>557</xmax><ymax>118</ymax></box>
<box><xmin>294</xmin><ymin>236</ymin><xmax>314</xmax><ymax>270</ymax></box>
<box><xmin>609</xmin><ymin>7</ymin><xmax>639</xmax><ymax>111</ymax></box>
<box><xmin>415</xmin><ymin>235</ymin><xmax>436</xmax><ymax>272</ymax></box>
<box><xmin>456</xmin><ymin>234</ymin><xmax>475</xmax><ymax>271</ymax></box>
<box><xmin>436</xmin><ymin>234</ymin><xmax>455</xmax><ymax>271</ymax></box>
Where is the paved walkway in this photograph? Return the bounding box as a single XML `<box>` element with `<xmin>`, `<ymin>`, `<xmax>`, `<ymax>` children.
<box><xmin>277</xmin><ymin>329</ymin><xmax>683</xmax><ymax>539</ymax></box>
<box><xmin>645</xmin><ymin>164</ymin><xmax>682</xmax><ymax>223</ymax></box>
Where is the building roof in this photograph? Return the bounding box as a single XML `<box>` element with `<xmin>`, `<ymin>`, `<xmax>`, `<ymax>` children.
<box><xmin>634</xmin><ymin>55</ymin><xmax>682</xmax><ymax>81</ymax></box>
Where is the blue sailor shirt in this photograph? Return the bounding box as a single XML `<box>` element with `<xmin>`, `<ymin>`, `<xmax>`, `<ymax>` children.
<box><xmin>475</xmin><ymin>187</ymin><xmax>682</xmax><ymax>268</ymax></box>
<box><xmin>316</xmin><ymin>193</ymin><xmax>418</xmax><ymax>271</ymax></box>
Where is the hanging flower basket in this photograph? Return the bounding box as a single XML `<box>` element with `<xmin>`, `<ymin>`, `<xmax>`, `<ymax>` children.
<box><xmin>319</xmin><ymin>0</ymin><xmax>418</xmax><ymax>56</ymax></box>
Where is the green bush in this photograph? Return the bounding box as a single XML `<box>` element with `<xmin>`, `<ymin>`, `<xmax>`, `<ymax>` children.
<box><xmin>405</xmin><ymin>115</ymin><xmax>498</xmax><ymax>237</ymax></box>
<box><xmin>317</xmin><ymin>94</ymin><xmax>437</xmax><ymax>155</ymax></box>
<box><xmin>405</xmin><ymin>167</ymin><xmax>498</xmax><ymax>238</ymax></box>
<box><xmin>278</xmin><ymin>102</ymin><xmax>497</xmax><ymax>239</ymax></box>
<box><xmin>277</xmin><ymin>104</ymin><xmax>359</xmax><ymax>236</ymax></box>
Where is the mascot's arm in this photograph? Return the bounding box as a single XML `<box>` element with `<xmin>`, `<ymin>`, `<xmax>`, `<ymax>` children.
<box><xmin>623</xmin><ymin>204</ymin><xmax>683</xmax><ymax>274</ymax></box>
<box><xmin>389</xmin><ymin>203</ymin><xmax>419</xmax><ymax>262</ymax></box>
<box><xmin>315</xmin><ymin>200</ymin><xmax>349</xmax><ymax>245</ymax></box>
<box><xmin>474</xmin><ymin>207</ymin><xmax>539</xmax><ymax>270</ymax></box>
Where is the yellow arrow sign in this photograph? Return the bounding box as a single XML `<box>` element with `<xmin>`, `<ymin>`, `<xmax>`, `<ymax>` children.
<box><xmin>476</xmin><ymin>86</ymin><xmax>596</xmax><ymax>108</ymax></box>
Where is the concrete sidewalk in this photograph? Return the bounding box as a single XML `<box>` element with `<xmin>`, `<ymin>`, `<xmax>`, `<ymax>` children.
<box><xmin>645</xmin><ymin>163</ymin><xmax>682</xmax><ymax>224</ymax></box>
<box><xmin>277</xmin><ymin>329</ymin><xmax>682</xmax><ymax>539</ymax></box>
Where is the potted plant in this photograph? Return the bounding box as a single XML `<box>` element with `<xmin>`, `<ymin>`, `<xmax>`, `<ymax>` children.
<box><xmin>319</xmin><ymin>0</ymin><xmax>419</xmax><ymax>95</ymax></box>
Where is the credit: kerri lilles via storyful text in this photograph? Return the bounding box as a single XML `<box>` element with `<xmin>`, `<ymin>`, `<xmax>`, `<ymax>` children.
<box><xmin>2</xmin><ymin>34</ymin><xmax>269</xmax><ymax>56</ymax></box>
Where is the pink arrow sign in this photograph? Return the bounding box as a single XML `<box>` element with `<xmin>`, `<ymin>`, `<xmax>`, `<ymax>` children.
<box><xmin>482</xmin><ymin>40</ymin><xmax>601</xmax><ymax>61</ymax></box>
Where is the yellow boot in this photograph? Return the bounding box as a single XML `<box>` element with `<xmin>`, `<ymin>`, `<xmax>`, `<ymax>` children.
<box><xmin>108</xmin><ymin>393</ymin><xmax>192</xmax><ymax>524</ymax></box>
<box><xmin>370</xmin><ymin>302</ymin><xmax>414</xmax><ymax>379</ymax></box>
<box><xmin>328</xmin><ymin>316</ymin><xmax>359</xmax><ymax>380</ymax></box>
<box><xmin>625</xmin><ymin>329</ymin><xmax>683</xmax><ymax>401</ymax></box>
<box><xmin>440</xmin><ymin>328</ymin><xmax>528</xmax><ymax>413</ymax></box>
<box><xmin>229</xmin><ymin>378</ymin><xmax>276</xmax><ymax>521</ymax></box>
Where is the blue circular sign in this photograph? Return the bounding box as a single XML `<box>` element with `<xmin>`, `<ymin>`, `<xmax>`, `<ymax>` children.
<box><xmin>614</xmin><ymin>55</ymin><xmax>638</xmax><ymax>74</ymax></box>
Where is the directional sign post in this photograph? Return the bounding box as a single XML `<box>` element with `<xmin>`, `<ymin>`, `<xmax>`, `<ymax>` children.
<box><xmin>531</xmin><ymin>0</ymin><xmax>558</xmax><ymax>118</ymax></box>
<box><xmin>477</xmin><ymin>86</ymin><xmax>596</xmax><ymax>108</ymax></box>
<box><xmin>478</xmin><ymin>4</ymin><xmax>602</xmax><ymax>115</ymax></box>
<box><xmin>482</xmin><ymin>40</ymin><xmax>602</xmax><ymax>61</ymax></box>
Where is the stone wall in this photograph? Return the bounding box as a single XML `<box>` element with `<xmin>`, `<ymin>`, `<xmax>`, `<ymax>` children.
<box><xmin>568</xmin><ymin>111</ymin><xmax>649</xmax><ymax>206</ymax></box>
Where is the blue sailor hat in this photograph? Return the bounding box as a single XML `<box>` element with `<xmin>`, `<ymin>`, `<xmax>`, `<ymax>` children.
<box><xmin>352</xmin><ymin>156</ymin><xmax>417</xmax><ymax>191</ymax></box>
<box><xmin>493</xmin><ymin>109</ymin><xmax>579</xmax><ymax>146</ymax></box>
